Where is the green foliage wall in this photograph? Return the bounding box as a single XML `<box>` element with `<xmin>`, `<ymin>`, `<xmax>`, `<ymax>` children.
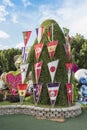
<box><xmin>0</xmin><ymin>48</ymin><xmax>21</xmax><ymax>73</ymax></box>
<box><xmin>71</xmin><ymin>34</ymin><xmax>87</xmax><ymax>69</ymax></box>
<box><xmin>27</xmin><ymin>19</ymin><xmax>69</xmax><ymax>106</ymax></box>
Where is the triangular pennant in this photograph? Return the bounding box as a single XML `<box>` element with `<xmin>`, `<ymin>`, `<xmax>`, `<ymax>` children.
<box><xmin>36</xmin><ymin>27</ymin><xmax>44</xmax><ymax>43</ymax></box>
<box><xmin>17</xmin><ymin>84</ymin><xmax>27</xmax><ymax>104</ymax></box>
<box><xmin>66</xmin><ymin>83</ymin><xmax>72</xmax><ymax>106</ymax></box>
<box><xmin>33</xmin><ymin>83</ymin><xmax>42</xmax><ymax>104</ymax></box>
<box><xmin>47</xmin><ymin>82</ymin><xmax>60</xmax><ymax>107</ymax></box>
<box><xmin>22</xmin><ymin>46</ymin><xmax>26</xmax><ymax>63</ymax></box>
<box><xmin>34</xmin><ymin>61</ymin><xmax>43</xmax><ymax>83</ymax></box>
<box><xmin>47</xmin><ymin>59</ymin><xmax>59</xmax><ymax>83</ymax></box>
<box><xmin>20</xmin><ymin>63</ymin><xmax>29</xmax><ymax>84</ymax></box>
<box><xmin>68</xmin><ymin>35</ymin><xmax>71</xmax><ymax>43</ymax></box>
<box><xmin>63</xmin><ymin>27</ymin><xmax>69</xmax><ymax>37</ymax></box>
<box><xmin>47</xmin><ymin>26</ymin><xmax>51</xmax><ymax>42</ymax></box>
<box><xmin>34</xmin><ymin>43</ymin><xmax>44</xmax><ymax>61</ymax></box>
<box><xmin>65</xmin><ymin>62</ymin><xmax>73</xmax><ymax>83</ymax></box>
<box><xmin>47</xmin><ymin>40</ymin><xmax>58</xmax><ymax>59</ymax></box>
<box><xmin>65</xmin><ymin>62</ymin><xmax>73</xmax><ymax>70</ymax></box>
<box><xmin>22</xmin><ymin>47</ymin><xmax>30</xmax><ymax>63</ymax></box>
<box><xmin>42</xmin><ymin>26</ymin><xmax>45</xmax><ymax>34</ymax></box>
<box><xmin>36</xmin><ymin>28</ymin><xmax>38</xmax><ymax>36</ymax></box>
<box><xmin>25</xmin><ymin>46</ymin><xmax>30</xmax><ymax>60</ymax></box>
<box><xmin>64</xmin><ymin>43</ymin><xmax>71</xmax><ymax>60</ymax></box>
<box><xmin>23</xmin><ymin>31</ymin><xmax>32</xmax><ymax>46</ymax></box>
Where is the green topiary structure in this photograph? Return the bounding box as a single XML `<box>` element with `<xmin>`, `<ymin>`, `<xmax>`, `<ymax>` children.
<box><xmin>27</xmin><ymin>19</ymin><xmax>70</xmax><ymax>106</ymax></box>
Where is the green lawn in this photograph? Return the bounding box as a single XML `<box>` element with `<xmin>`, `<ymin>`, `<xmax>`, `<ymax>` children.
<box><xmin>0</xmin><ymin>108</ymin><xmax>87</xmax><ymax>130</ymax></box>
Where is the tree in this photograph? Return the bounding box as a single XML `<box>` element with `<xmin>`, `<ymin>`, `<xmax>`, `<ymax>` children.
<box><xmin>0</xmin><ymin>48</ymin><xmax>21</xmax><ymax>73</ymax></box>
<box><xmin>71</xmin><ymin>33</ymin><xmax>87</xmax><ymax>69</ymax></box>
<box><xmin>79</xmin><ymin>41</ymin><xmax>87</xmax><ymax>68</ymax></box>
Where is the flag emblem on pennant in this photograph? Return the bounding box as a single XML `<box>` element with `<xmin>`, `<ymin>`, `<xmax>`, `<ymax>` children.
<box><xmin>34</xmin><ymin>43</ymin><xmax>44</xmax><ymax>61</ymax></box>
<box><xmin>47</xmin><ymin>82</ymin><xmax>60</xmax><ymax>107</ymax></box>
<box><xmin>47</xmin><ymin>59</ymin><xmax>59</xmax><ymax>83</ymax></box>
<box><xmin>23</xmin><ymin>31</ymin><xmax>32</xmax><ymax>46</ymax></box>
<box><xmin>50</xmin><ymin>66</ymin><xmax>56</xmax><ymax>72</ymax></box>
<box><xmin>33</xmin><ymin>83</ymin><xmax>42</xmax><ymax>104</ymax></box>
<box><xmin>47</xmin><ymin>40</ymin><xmax>58</xmax><ymax>59</ymax></box>
<box><xmin>34</xmin><ymin>61</ymin><xmax>43</xmax><ymax>83</ymax></box>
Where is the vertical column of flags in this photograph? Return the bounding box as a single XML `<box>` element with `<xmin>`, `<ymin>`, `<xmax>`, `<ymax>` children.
<box><xmin>21</xmin><ymin>30</ymin><xmax>31</xmax><ymax>83</ymax></box>
<box><xmin>46</xmin><ymin>25</ymin><xmax>60</xmax><ymax>107</ymax></box>
<box><xmin>18</xmin><ymin>31</ymin><xmax>32</xmax><ymax>103</ymax></box>
<box><xmin>47</xmin><ymin>59</ymin><xmax>60</xmax><ymax>107</ymax></box>
<box><xmin>33</xmin><ymin>26</ymin><xmax>45</xmax><ymax>105</ymax></box>
<box><xmin>63</xmin><ymin>27</ymin><xmax>71</xmax><ymax>60</ymax></box>
<box><xmin>63</xmin><ymin>28</ymin><xmax>73</xmax><ymax>106</ymax></box>
<box><xmin>20</xmin><ymin>31</ymin><xmax>31</xmax><ymax>84</ymax></box>
<box><xmin>65</xmin><ymin>62</ymin><xmax>73</xmax><ymax>106</ymax></box>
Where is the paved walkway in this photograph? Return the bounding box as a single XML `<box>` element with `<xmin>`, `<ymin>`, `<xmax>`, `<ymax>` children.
<box><xmin>0</xmin><ymin>108</ymin><xmax>87</xmax><ymax>130</ymax></box>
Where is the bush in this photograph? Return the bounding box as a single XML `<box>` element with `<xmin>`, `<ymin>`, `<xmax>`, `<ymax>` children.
<box><xmin>6</xmin><ymin>94</ymin><xmax>20</xmax><ymax>102</ymax></box>
<box><xmin>0</xmin><ymin>93</ymin><xmax>4</xmax><ymax>101</ymax></box>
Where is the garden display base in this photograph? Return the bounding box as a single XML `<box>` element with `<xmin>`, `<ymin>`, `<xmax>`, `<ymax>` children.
<box><xmin>0</xmin><ymin>102</ymin><xmax>81</xmax><ymax>119</ymax></box>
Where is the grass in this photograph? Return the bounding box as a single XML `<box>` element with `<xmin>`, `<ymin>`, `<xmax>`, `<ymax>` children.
<box><xmin>0</xmin><ymin>100</ymin><xmax>74</xmax><ymax>108</ymax></box>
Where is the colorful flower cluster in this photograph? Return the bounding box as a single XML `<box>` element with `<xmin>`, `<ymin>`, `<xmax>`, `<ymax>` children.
<box><xmin>6</xmin><ymin>73</ymin><xmax>22</xmax><ymax>94</ymax></box>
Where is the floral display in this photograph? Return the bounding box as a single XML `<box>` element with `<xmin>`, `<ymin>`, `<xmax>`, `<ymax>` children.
<box><xmin>6</xmin><ymin>72</ymin><xmax>22</xmax><ymax>94</ymax></box>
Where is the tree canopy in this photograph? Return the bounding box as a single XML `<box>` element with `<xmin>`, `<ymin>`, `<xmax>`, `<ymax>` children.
<box><xmin>0</xmin><ymin>48</ymin><xmax>21</xmax><ymax>74</ymax></box>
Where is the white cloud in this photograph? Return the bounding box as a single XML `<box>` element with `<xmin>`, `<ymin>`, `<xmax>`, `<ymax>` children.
<box><xmin>22</xmin><ymin>0</ymin><xmax>32</xmax><ymax>7</ymax></box>
<box><xmin>15</xmin><ymin>42</ymin><xmax>24</xmax><ymax>49</ymax></box>
<box><xmin>3</xmin><ymin>0</ymin><xmax>14</xmax><ymax>7</ymax></box>
<box><xmin>0</xmin><ymin>43</ymin><xmax>9</xmax><ymax>50</ymax></box>
<box><xmin>0</xmin><ymin>5</ymin><xmax>8</xmax><ymax>22</ymax></box>
<box><xmin>38</xmin><ymin>0</ymin><xmax>87</xmax><ymax>38</ymax></box>
<box><xmin>0</xmin><ymin>30</ymin><xmax>10</xmax><ymax>39</ymax></box>
<box><xmin>11</xmin><ymin>14</ymin><xmax>18</xmax><ymax>23</ymax></box>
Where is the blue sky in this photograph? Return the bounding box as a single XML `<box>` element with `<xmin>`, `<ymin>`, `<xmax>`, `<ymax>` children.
<box><xmin>0</xmin><ymin>0</ymin><xmax>87</xmax><ymax>50</ymax></box>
